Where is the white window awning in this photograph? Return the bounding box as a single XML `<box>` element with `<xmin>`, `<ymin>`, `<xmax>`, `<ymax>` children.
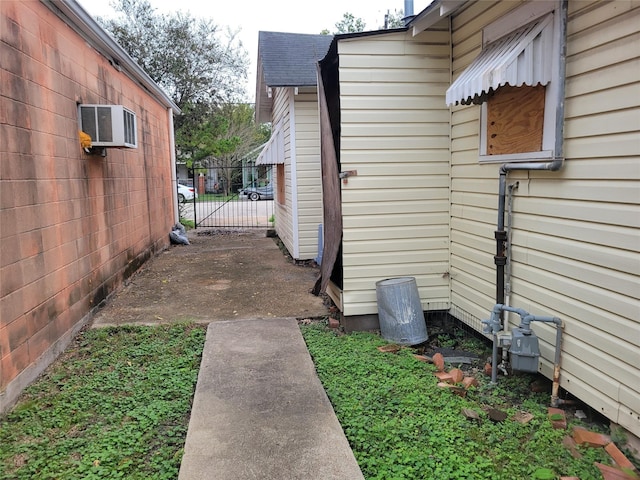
<box><xmin>446</xmin><ymin>13</ymin><xmax>554</xmax><ymax>106</ymax></box>
<box><xmin>256</xmin><ymin>124</ymin><xmax>284</xmax><ymax>165</ymax></box>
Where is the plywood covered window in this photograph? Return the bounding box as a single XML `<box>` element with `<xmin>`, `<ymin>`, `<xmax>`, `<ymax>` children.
<box><xmin>486</xmin><ymin>84</ymin><xmax>545</xmax><ymax>155</ymax></box>
<box><xmin>446</xmin><ymin>1</ymin><xmax>561</xmax><ymax>163</ymax></box>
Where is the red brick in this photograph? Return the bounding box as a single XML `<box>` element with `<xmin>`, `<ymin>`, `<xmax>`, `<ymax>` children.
<box><xmin>434</xmin><ymin>371</ymin><xmax>454</xmax><ymax>383</ymax></box>
<box><xmin>432</xmin><ymin>352</ymin><xmax>445</xmax><ymax>371</ymax></box>
<box><xmin>572</xmin><ymin>427</ymin><xmax>611</xmax><ymax>447</ymax></box>
<box><xmin>484</xmin><ymin>363</ymin><xmax>492</xmax><ymax>376</ymax></box>
<box><xmin>449</xmin><ymin>368</ymin><xmax>464</xmax><ymax>383</ymax></box>
<box><xmin>594</xmin><ymin>462</ymin><xmax>638</xmax><ymax>480</ymax></box>
<box><xmin>462</xmin><ymin>376</ymin><xmax>479</xmax><ymax>389</ymax></box>
<box><xmin>328</xmin><ymin>318</ymin><xmax>340</xmax><ymax>329</ymax></box>
<box><xmin>549</xmin><ymin>407</ymin><xmax>567</xmax><ymax>430</ymax></box>
<box><xmin>605</xmin><ymin>442</ymin><xmax>637</xmax><ymax>472</ymax></box>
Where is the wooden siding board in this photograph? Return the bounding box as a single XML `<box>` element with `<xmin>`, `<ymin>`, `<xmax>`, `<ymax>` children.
<box><xmin>567</xmin><ymin>2</ymin><xmax>638</xmax><ymax>45</ymax></box>
<box><xmin>528</xmin><ymin>178</ymin><xmax>640</xmax><ymax>204</ymax></box>
<box><xmin>566</xmin><ymin>31</ymin><xmax>640</xmax><ymax>77</ymax></box>
<box><xmin>565</xmin><ymin>109</ymin><xmax>640</xmax><ymax>138</ymax></box>
<box><xmin>514</xmin><ymin>230</ymin><xmax>640</xmax><ymax>276</ymax></box>
<box><xmin>341</xmin><ymin>149</ymin><xmax>450</xmax><ymax>163</ymax></box>
<box><xmin>509</xmin><ymin>285</ymin><xmax>640</xmax><ymax>352</ymax></box>
<box><xmin>565</xmin><ymin>84</ymin><xmax>640</xmax><ymax>118</ymax></box>
<box><xmin>344</xmin><ymin>109</ymin><xmax>450</xmax><ymax>124</ymax></box>
<box><xmin>344</xmin><ymin>225</ymin><xmax>449</xmax><ymax>242</ymax></box>
<box><xmin>566</xmin><ymin>59</ymin><xmax>640</xmax><ymax>98</ymax></box>
<box><xmin>343</xmin><ymin>200</ymin><xmax>449</xmax><ymax>216</ymax></box>
<box><xmin>514</xmin><ymin>197</ymin><xmax>640</xmax><ymax>229</ymax></box>
<box><xmin>511</xmin><ymin>264</ymin><xmax>639</xmax><ymax>323</ymax></box>
<box><xmin>342</xmin><ymin>123</ymin><xmax>450</xmax><ymax>137</ymax></box>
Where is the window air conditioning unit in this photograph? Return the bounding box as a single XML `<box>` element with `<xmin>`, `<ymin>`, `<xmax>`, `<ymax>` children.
<box><xmin>79</xmin><ymin>105</ymin><xmax>137</xmax><ymax>148</ymax></box>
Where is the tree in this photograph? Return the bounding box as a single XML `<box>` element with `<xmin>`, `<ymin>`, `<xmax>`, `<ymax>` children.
<box><xmin>101</xmin><ymin>0</ymin><xmax>248</xmax><ymax>108</ymax></box>
<box><xmin>383</xmin><ymin>9</ymin><xmax>405</xmax><ymax>29</ymax></box>
<box><xmin>321</xmin><ymin>12</ymin><xmax>367</xmax><ymax>34</ymax></box>
<box><xmin>180</xmin><ymin>103</ymin><xmax>270</xmax><ymax>195</ymax></box>
<box><xmin>98</xmin><ymin>0</ymin><xmax>253</xmax><ymax>162</ymax></box>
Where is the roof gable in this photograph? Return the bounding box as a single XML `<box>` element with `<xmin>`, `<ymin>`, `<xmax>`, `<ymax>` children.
<box><xmin>258</xmin><ymin>31</ymin><xmax>333</xmax><ymax>87</ymax></box>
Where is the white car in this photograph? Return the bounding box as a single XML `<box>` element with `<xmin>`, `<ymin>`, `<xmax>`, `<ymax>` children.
<box><xmin>177</xmin><ymin>183</ymin><xmax>197</xmax><ymax>202</ymax></box>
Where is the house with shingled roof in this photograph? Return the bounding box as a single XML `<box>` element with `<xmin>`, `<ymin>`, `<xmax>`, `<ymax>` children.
<box><xmin>255</xmin><ymin>31</ymin><xmax>333</xmax><ymax>262</ymax></box>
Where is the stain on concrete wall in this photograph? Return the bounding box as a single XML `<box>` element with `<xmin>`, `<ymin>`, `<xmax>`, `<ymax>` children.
<box><xmin>0</xmin><ymin>1</ymin><xmax>176</xmax><ymax>410</ymax></box>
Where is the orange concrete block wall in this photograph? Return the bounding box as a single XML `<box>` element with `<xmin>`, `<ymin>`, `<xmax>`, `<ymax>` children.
<box><xmin>1</xmin><ymin>1</ymin><xmax>176</xmax><ymax>410</ymax></box>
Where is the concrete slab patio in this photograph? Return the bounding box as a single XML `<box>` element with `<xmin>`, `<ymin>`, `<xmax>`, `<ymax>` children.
<box><xmin>178</xmin><ymin>317</ymin><xmax>365</xmax><ymax>480</ymax></box>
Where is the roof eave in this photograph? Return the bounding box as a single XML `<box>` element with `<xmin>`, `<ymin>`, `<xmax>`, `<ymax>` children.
<box><xmin>409</xmin><ymin>0</ymin><xmax>468</xmax><ymax>35</ymax></box>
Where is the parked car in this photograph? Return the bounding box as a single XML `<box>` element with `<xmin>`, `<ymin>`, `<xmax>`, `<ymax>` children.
<box><xmin>177</xmin><ymin>183</ymin><xmax>197</xmax><ymax>202</ymax></box>
<box><xmin>240</xmin><ymin>184</ymin><xmax>273</xmax><ymax>201</ymax></box>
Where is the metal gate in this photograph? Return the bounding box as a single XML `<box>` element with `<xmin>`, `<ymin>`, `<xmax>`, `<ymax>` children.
<box><xmin>178</xmin><ymin>163</ymin><xmax>274</xmax><ymax>229</ymax></box>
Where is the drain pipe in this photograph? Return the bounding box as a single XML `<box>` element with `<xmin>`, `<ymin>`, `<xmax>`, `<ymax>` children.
<box><xmin>501</xmin><ymin>181</ymin><xmax>519</xmax><ymax>368</ymax></box>
<box><xmin>494</xmin><ymin>0</ymin><xmax>568</xmax><ymax>312</ymax></box>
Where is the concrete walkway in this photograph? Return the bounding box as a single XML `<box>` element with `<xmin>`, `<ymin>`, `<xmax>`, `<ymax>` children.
<box><xmin>178</xmin><ymin>317</ymin><xmax>365</xmax><ymax>480</ymax></box>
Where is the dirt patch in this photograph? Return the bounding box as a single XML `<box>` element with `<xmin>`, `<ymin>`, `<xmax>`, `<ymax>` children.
<box><xmin>91</xmin><ymin>229</ymin><xmax>329</xmax><ymax>327</ymax></box>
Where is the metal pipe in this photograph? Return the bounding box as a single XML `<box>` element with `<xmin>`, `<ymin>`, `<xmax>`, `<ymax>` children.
<box><xmin>503</xmin><ymin>181</ymin><xmax>519</xmax><ymax>364</ymax></box>
<box><xmin>493</xmin><ymin>0</ymin><xmax>568</xmax><ymax>311</ymax></box>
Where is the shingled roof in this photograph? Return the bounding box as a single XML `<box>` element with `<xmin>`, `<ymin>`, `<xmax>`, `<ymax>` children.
<box><xmin>255</xmin><ymin>31</ymin><xmax>333</xmax><ymax>123</ymax></box>
<box><xmin>258</xmin><ymin>31</ymin><xmax>333</xmax><ymax>87</ymax></box>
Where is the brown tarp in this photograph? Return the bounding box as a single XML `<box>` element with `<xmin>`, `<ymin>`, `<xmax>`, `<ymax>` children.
<box><xmin>312</xmin><ymin>63</ymin><xmax>342</xmax><ymax>295</ymax></box>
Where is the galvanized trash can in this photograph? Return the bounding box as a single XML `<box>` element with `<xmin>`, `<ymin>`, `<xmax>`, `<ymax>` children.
<box><xmin>375</xmin><ymin>277</ymin><xmax>428</xmax><ymax>345</ymax></box>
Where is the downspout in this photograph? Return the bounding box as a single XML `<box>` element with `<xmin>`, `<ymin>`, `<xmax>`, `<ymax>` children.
<box><xmin>168</xmin><ymin>107</ymin><xmax>179</xmax><ymax>224</ymax></box>
<box><xmin>494</xmin><ymin>0</ymin><xmax>568</xmax><ymax>310</ymax></box>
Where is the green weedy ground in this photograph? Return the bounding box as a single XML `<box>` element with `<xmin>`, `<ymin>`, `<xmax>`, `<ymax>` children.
<box><xmin>0</xmin><ymin>323</ymin><xmax>206</xmax><ymax>480</ymax></box>
<box><xmin>300</xmin><ymin>323</ymin><xmax>612</xmax><ymax>480</ymax></box>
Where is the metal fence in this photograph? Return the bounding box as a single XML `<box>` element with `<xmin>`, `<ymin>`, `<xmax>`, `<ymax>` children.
<box><xmin>178</xmin><ymin>164</ymin><xmax>274</xmax><ymax>229</ymax></box>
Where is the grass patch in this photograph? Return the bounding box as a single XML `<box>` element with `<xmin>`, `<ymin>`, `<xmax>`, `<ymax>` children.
<box><xmin>300</xmin><ymin>323</ymin><xmax>611</xmax><ymax>480</ymax></box>
<box><xmin>0</xmin><ymin>323</ymin><xmax>206</xmax><ymax>480</ymax></box>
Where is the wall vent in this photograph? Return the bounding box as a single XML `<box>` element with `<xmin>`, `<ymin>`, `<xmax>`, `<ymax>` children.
<box><xmin>79</xmin><ymin>105</ymin><xmax>137</xmax><ymax>148</ymax></box>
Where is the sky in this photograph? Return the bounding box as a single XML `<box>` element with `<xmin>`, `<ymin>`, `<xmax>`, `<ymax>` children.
<box><xmin>77</xmin><ymin>0</ymin><xmax>433</xmax><ymax>103</ymax></box>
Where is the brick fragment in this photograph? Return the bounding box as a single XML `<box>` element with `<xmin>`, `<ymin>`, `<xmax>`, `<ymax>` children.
<box><xmin>328</xmin><ymin>318</ymin><xmax>340</xmax><ymax>329</ymax></box>
<box><xmin>594</xmin><ymin>462</ymin><xmax>638</xmax><ymax>480</ymax></box>
<box><xmin>483</xmin><ymin>363</ymin><xmax>492</xmax><ymax>376</ymax></box>
<box><xmin>413</xmin><ymin>354</ymin><xmax>430</xmax><ymax>362</ymax></box>
<box><xmin>548</xmin><ymin>407</ymin><xmax>567</xmax><ymax>430</ymax></box>
<box><xmin>434</xmin><ymin>371</ymin><xmax>454</xmax><ymax>383</ymax></box>
<box><xmin>605</xmin><ymin>442</ymin><xmax>637</xmax><ymax>472</ymax></box>
<box><xmin>572</xmin><ymin>427</ymin><xmax>611</xmax><ymax>448</ymax></box>
<box><xmin>462</xmin><ymin>376</ymin><xmax>479</xmax><ymax>389</ymax></box>
<box><xmin>432</xmin><ymin>352</ymin><xmax>445</xmax><ymax>371</ymax></box>
<box><xmin>449</xmin><ymin>368</ymin><xmax>464</xmax><ymax>383</ymax></box>
<box><xmin>513</xmin><ymin>411</ymin><xmax>534</xmax><ymax>424</ymax></box>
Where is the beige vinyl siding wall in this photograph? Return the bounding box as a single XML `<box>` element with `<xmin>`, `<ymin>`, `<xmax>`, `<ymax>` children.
<box><xmin>338</xmin><ymin>27</ymin><xmax>451</xmax><ymax>317</ymax></box>
<box><xmin>449</xmin><ymin>0</ymin><xmax>640</xmax><ymax>436</ymax></box>
<box><xmin>272</xmin><ymin>87</ymin><xmax>295</xmax><ymax>255</ymax></box>
<box><xmin>293</xmin><ymin>88</ymin><xmax>323</xmax><ymax>260</ymax></box>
